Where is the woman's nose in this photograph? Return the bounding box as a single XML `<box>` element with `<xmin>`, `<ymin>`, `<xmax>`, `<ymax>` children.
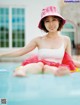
<box><xmin>49</xmin><ymin>21</ymin><xmax>53</xmax><ymax>26</ymax></box>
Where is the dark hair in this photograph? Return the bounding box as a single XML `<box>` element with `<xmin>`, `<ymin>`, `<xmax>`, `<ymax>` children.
<box><xmin>40</xmin><ymin>16</ymin><xmax>64</xmax><ymax>32</ymax></box>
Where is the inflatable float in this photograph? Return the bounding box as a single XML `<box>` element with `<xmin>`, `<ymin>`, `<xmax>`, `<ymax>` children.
<box><xmin>21</xmin><ymin>52</ymin><xmax>80</xmax><ymax>73</ymax></box>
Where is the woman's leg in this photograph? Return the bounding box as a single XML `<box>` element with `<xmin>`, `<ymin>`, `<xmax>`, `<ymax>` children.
<box><xmin>56</xmin><ymin>66</ymin><xmax>70</xmax><ymax>76</ymax></box>
<box><xmin>13</xmin><ymin>62</ymin><xmax>44</xmax><ymax>77</ymax></box>
<box><xmin>43</xmin><ymin>65</ymin><xmax>58</xmax><ymax>74</ymax></box>
<box><xmin>43</xmin><ymin>65</ymin><xmax>70</xmax><ymax>76</ymax></box>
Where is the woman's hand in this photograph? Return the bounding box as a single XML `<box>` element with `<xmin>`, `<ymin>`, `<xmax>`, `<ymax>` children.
<box><xmin>73</xmin><ymin>60</ymin><xmax>80</xmax><ymax>68</ymax></box>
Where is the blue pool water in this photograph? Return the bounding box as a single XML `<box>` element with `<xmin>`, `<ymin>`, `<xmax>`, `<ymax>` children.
<box><xmin>0</xmin><ymin>62</ymin><xmax>80</xmax><ymax>105</ymax></box>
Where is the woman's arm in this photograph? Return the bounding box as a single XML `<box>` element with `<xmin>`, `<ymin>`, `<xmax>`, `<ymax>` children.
<box><xmin>65</xmin><ymin>36</ymin><xmax>72</xmax><ymax>56</ymax></box>
<box><xmin>73</xmin><ymin>60</ymin><xmax>80</xmax><ymax>68</ymax></box>
<box><xmin>0</xmin><ymin>38</ymin><xmax>38</xmax><ymax>57</ymax></box>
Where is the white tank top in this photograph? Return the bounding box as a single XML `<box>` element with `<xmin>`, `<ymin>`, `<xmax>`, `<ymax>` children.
<box><xmin>38</xmin><ymin>44</ymin><xmax>65</xmax><ymax>64</ymax></box>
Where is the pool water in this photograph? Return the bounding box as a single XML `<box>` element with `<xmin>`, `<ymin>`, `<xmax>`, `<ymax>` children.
<box><xmin>0</xmin><ymin>62</ymin><xmax>80</xmax><ymax>105</ymax></box>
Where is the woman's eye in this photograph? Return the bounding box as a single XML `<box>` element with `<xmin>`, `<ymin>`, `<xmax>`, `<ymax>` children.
<box><xmin>45</xmin><ymin>20</ymin><xmax>49</xmax><ymax>22</ymax></box>
<box><xmin>52</xmin><ymin>18</ymin><xmax>56</xmax><ymax>21</ymax></box>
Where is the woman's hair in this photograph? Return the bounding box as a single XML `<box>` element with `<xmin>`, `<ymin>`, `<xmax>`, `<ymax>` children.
<box><xmin>40</xmin><ymin>16</ymin><xmax>64</xmax><ymax>32</ymax></box>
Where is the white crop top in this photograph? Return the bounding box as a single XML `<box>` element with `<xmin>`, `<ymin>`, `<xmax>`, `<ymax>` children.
<box><xmin>38</xmin><ymin>44</ymin><xmax>65</xmax><ymax>64</ymax></box>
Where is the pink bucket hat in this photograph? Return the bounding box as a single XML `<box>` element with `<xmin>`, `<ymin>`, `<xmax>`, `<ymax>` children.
<box><xmin>38</xmin><ymin>6</ymin><xmax>66</xmax><ymax>29</ymax></box>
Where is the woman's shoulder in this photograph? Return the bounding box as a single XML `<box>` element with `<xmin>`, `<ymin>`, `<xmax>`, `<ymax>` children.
<box><xmin>61</xmin><ymin>35</ymin><xmax>71</xmax><ymax>49</ymax></box>
<box><xmin>34</xmin><ymin>36</ymin><xmax>43</xmax><ymax>41</ymax></box>
<box><xmin>31</xmin><ymin>36</ymin><xmax>44</xmax><ymax>44</ymax></box>
<box><xmin>34</xmin><ymin>35</ymin><xmax>46</xmax><ymax>41</ymax></box>
<box><xmin>61</xmin><ymin>35</ymin><xmax>70</xmax><ymax>41</ymax></box>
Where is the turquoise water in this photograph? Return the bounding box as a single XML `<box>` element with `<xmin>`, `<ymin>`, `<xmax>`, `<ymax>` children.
<box><xmin>0</xmin><ymin>62</ymin><xmax>80</xmax><ymax>105</ymax></box>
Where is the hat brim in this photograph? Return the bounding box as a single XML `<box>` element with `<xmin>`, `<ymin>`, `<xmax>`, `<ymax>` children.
<box><xmin>38</xmin><ymin>13</ymin><xmax>66</xmax><ymax>29</ymax></box>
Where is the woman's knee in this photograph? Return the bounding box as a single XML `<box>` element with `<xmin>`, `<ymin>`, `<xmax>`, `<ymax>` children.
<box><xmin>37</xmin><ymin>62</ymin><xmax>44</xmax><ymax>69</ymax></box>
<box><xmin>24</xmin><ymin>62</ymin><xmax>44</xmax><ymax>73</ymax></box>
<box><xmin>44</xmin><ymin>65</ymin><xmax>57</xmax><ymax>71</ymax></box>
<box><xmin>43</xmin><ymin>65</ymin><xmax>54</xmax><ymax>73</ymax></box>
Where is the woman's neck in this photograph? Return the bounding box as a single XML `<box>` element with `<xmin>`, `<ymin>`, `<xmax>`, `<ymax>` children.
<box><xmin>46</xmin><ymin>31</ymin><xmax>60</xmax><ymax>38</ymax></box>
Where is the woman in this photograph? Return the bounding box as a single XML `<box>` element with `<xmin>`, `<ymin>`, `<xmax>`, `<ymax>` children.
<box><xmin>0</xmin><ymin>6</ymin><xmax>80</xmax><ymax>77</ymax></box>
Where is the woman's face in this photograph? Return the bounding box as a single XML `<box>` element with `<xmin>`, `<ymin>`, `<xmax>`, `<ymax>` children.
<box><xmin>44</xmin><ymin>16</ymin><xmax>59</xmax><ymax>32</ymax></box>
